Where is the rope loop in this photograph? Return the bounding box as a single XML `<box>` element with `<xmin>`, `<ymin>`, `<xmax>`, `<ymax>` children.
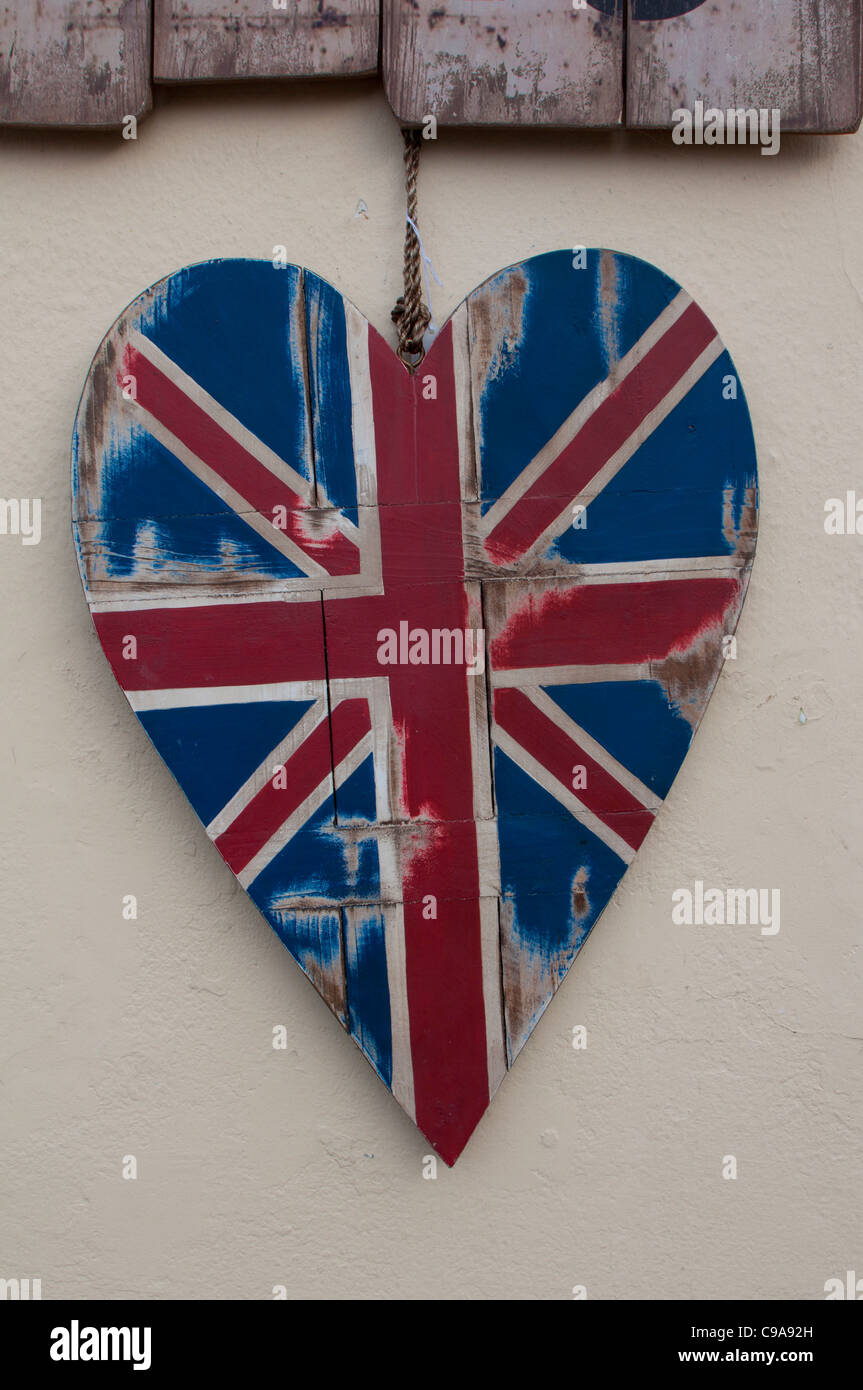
<box><xmin>391</xmin><ymin>129</ymin><xmax>431</xmax><ymax>371</ymax></box>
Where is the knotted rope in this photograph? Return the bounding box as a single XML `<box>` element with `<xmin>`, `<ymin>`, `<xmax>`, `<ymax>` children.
<box><xmin>391</xmin><ymin>129</ymin><xmax>431</xmax><ymax>370</ymax></box>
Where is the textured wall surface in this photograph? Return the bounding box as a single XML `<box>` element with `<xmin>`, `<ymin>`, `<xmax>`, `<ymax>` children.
<box><xmin>0</xmin><ymin>81</ymin><xmax>861</xmax><ymax>1300</ymax></box>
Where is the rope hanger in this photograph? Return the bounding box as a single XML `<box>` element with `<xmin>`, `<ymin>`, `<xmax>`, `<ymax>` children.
<box><xmin>390</xmin><ymin>129</ymin><xmax>432</xmax><ymax>371</ymax></box>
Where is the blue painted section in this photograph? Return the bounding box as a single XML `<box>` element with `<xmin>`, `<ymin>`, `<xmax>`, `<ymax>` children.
<box><xmin>632</xmin><ymin>1</ymin><xmax>706</xmax><ymax>18</ymax></box>
<box><xmin>495</xmin><ymin>752</ymin><xmax>628</xmax><ymax>1050</ymax></box>
<box><xmin>89</xmin><ymin>512</ymin><xmax>306</xmax><ymax>581</ymax></box>
<box><xmin>248</xmin><ymin>796</ymin><xmax>341</xmax><ymax>905</ymax></box>
<box><xmin>304</xmin><ymin>271</ymin><xmax>358</xmax><ymax>521</ymax></box>
<box><xmin>345</xmin><ymin>908</ymin><xmax>393</xmax><ymax>1088</ymax></box>
<box><xmin>329</xmin><ymin>756</ymin><xmax>384</xmax><ymax>901</ymax></box>
<box><xmin>267</xmin><ymin>908</ymin><xmax>345</xmax><ymax>1017</ymax></box>
<box><xmin>249</xmin><ymin>763</ymin><xmax>381</xmax><ymax>908</ymax></box>
<box><xmin>134</xmin><ymin>259</ymin><xmax>312</xmax><ymax>483</ymax></box>
<box><xmin>138</xmin><ymin>699</ymin><xmax>315</xmax><ymax>826</ymax></box>
<box><xmin>545</xmin><ymin>680</ymin><xmax>694</xmax><ymax>800</ymax></box>
<box><xmin>550</xmin><ymin>351</ymin><xmax>757</xmax><ymax>564</ymax></box>
<box><xmin>333</xmin><ymin>749</ymin><xmax>376</xmax><ymax>824</ymax></box>
<box><xmin>95</xmin><ymin>423</ymin><xmax>235</xmax><ymax>521</ymax></box>
<box><xmin>80</xmin><ymin>260</ymin><xmax>320</xmax><ymax>580</ymax></box>
<box><xmin>474</xmin><ymin>250</ymin><xmax>682</xmax><ymax>509</ymax></box>
<box><xmin>247</xmin><ymin>765</ymin><xmax>392</xmax><ymax>1062</ymax></box>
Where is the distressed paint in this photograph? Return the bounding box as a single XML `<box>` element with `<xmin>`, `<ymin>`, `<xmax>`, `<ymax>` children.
<box><xmin>0</xmin><ymin>0</ymin><xmax>152</xmax><ymax>128</ymax></box>
<box><xmin>268</xmin><ymin>909</ymin><xmax>347</xmax><ymax>1025</ymax></box>
<box><xmin>628</xmin><ymin>0</ymin><xmax>863</xmax><ymax>134</ymax></box>
<box><xmin>382</xmin><ymin>0</ymin><xmax>624</xmax><ymax>128</ymax></box>
<box><xmin>153</xmin><ymin>0</ymin><xmax>379</xmax><ymax>82</ymax></box>
<box><xmin>73</xmin><ymin>249</ymin><xmax>757</xmax><ymax>1164</ymax></box>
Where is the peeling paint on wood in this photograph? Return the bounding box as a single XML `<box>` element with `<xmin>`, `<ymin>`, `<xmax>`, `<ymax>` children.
<box><xmin>383</xmin><ymin>0</ymin><xmax>624</xmax><ymax>127</ymax></box>
<box><xmin>628</xmin><ymin>0</ymin><xmax>863</xmax><ymax>134</ymax></box>
<box><xmin>0</xmin><ymin>0</ymin><xmax>152</xmax><ymax>128</ymax></box>
<box><xmin>153</xmin><ymin>0</ymin><xmax>379</xmax><ymax>82</ymax></box>
<box><xmin>268</xmin><ymin>908</ymin><xmax>347</xmax><ymax>1024</ymax></box>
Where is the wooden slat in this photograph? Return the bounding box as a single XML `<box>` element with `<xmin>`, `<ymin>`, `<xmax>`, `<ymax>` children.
<box><xmin>628</xmin><ymin>0</ymin><xmax>863</xmax><ymax>134</ymax></box>
<box><xmin>0</xmin><ymin>0</ymin><xmax>152</xmax><ymax>129</ymax></box>
<box><xmin>382</xmin><ymin>0</ymin><xmax>624</xmax><ymax>128</ymax></box>
<box><xmin>153</xmin><ymin>0</ymin><xmax>379</xmax><ymax>82</ymax></box>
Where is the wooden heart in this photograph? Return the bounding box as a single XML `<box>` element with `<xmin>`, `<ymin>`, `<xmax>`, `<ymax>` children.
<box><xmin>72</xmin><ymin>250</ymin><xmax>758</xmax><ymax>1163</ymax></box>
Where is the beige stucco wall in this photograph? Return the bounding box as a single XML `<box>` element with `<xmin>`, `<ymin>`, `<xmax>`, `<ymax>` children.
<box><xmin>1</xmin><ymin>79</ymin><xmax>860</xmax><ymax>1300</ymax></box>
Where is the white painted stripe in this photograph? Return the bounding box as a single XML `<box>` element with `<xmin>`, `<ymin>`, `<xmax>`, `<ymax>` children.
<box><xmin>476</xmin><ymin>818</ymin><xmax>502</xmax><ymax>897</ymax></box>
<box><xmin>86</xmin><ymin>568</ymin><xmax>378</xmax><ymax>611</ymax></box>
<box><xmin>88</xmin><ymin>590</ymin><xmax>310</xmax><ymax>613</ymax></box>
<box><xmin>520</xmin><ymin>685</ymin><xmax>662</xmax><ymax>810</ymax></box>
<box><xmin>345</xmin><ymin>306</ymin><xmax>378</xmax><ymax>508</ymax></box>
<box><xmin>384</xmin><ymin>903</ymin><xmax>416</xmax><ymax>1122</ymax></box>
<box><xmin>492</xmin><ymin>724</ymin><xmax>635</xmax><ymax>865</ymax></box>
<box><xmin>465</xmin><ymin>581</ymin><xmax>493</xmax><ymax>820</ymax></box>
<box><xmin>127</xmin><ymin>680</ymin><xmax>325</xmax><ymax>712</ymax></box>
<box><xmin>330</xmin><ymin>677</ymin><xmax>398</xmax><ymax>824</ymax></box>
<box><xmin>353</xmin><ymin>505</ymin><xmax>382</xmax><ymax>591</ymax></box>
<box><xmin>205</xmin><ymin>697</ymin><xmax>330</xmax><ymax>838</ymax></box>
<box><xmin>451</xmin><ymin>302</ymin><xmax>477</xmax><ymax>502</ymax></box>
<box><xmin>480</xmin><ymin>898</ymin><xmax>508</xmax><ymax>1096</ymax></box>
<box><xmin>499</xmin><ymin>554</ymin><xmax>744</xmax><ymax>586</ymax></box>
<box><xmin>492</xmin><ymin>663</ymin><xmax>653</xmax><ymax>688</ymax></box>
<box><xmin>478</xmin><ymin>291</ymin><xmax>693</xmax><ymax>541</ymax></box>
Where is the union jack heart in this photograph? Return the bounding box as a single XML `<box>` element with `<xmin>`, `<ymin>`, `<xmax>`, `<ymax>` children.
<box><xmin>72</xmin><ymin>250</ymin><xmax>758</xmax><ymax>1164</ymax></box>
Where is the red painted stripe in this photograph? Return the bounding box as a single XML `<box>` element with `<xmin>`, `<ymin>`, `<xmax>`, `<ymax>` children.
<box><xmin>402</xmin><ymin>895</ymin><xmax>489</xmax><ymax>1166</ymax></box>
<box><xmin>215</xmin><ymin>699</ymin><xmax>372</xmax><ymax>877</ymax></box>
<box><xmin>330</xmin><ymin>698</ymin><xmax>373</xmax><ymax>768</ymax></box>
<box><xmin>490</xmin><ymin>577</ymin><xmax>740</xmax><ymax>672</ymax></box>
<box><xmin>366</xmin><ymin>327</ymin><xmax>419</xmax><ymax>506</ymax></box>
<box><xmin>494</xmin><ymin>688</ymin><xmax>654</xmax><ymax>852</ymax></box>
<box><xmin>94</xmin><ymin>601</ymin><xmax>326</xmax><ymax>691</ymax></box>
<box><xmin>484</xmin><ymin>302</ymin><xmax>718</xmax><ymax>564</ymax></box>
<box><xmin>122</xmin><ymin>344</ymin><xmax>359</xmax><ymax>576</ymax></box>
<box><xmin>397</xmin><ymin>820</ymin><xmax>487</xmax><ymax>903</ymax></box>
<box><xmin>365</xmin><ymin>324</ymin><xmax>491</xmax><ymax>1165</ymax></box>
<box><xmin>414</xmin><ymin>321</ymin><xmax>464</xmax><ymax>505</ymax></box>
<box><xmin>215</xmin><ymin>716</ymin><xmax>334</xmax><ymax>875</ymax></box>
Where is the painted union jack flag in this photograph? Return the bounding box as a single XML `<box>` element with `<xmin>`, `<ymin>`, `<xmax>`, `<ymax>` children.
<box><xmin>73</xmin><ymin>250</ymin><xmax>758</xmax><ymax>1164</ymax></box>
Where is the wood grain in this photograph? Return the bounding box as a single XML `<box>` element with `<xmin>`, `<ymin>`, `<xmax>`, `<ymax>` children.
<box><xmin>382</xmin><ymin>0</ymin><xmax>624</xmax><ymax>128</ymax></box>
<box><xmin>0</xmin><ymin>0</ymin><xmax>152</xmax><ymax>128</ymax></box>
<box><xmin>628</xmin><ymin>0</ymin><xmax>863</xmax><ymax>133</ymax></box>
<box><xmin>153</xmin><ymin>0</ymin><xmax>379</xmax><ymax>82</ymax></box>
